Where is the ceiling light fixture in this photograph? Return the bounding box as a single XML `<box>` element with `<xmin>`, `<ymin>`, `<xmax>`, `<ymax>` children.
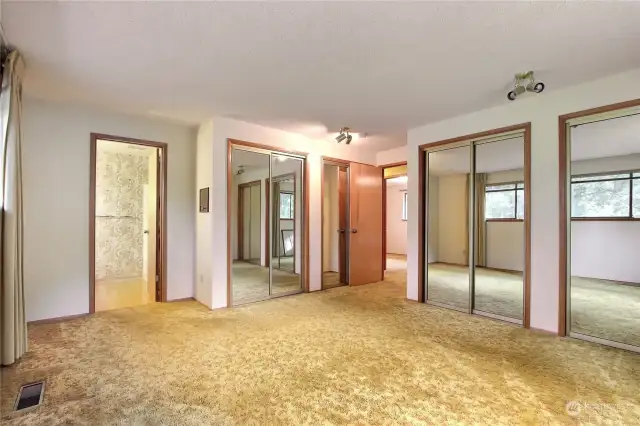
<box><xmin>507</xmin><ymin>71</ymin><xmax>544</xmax><ymax>101</ymax></box>
<box><xmin>336</xmin><ymin>127</ymin><xmax>353</xmax><ymax>144</ymax></box>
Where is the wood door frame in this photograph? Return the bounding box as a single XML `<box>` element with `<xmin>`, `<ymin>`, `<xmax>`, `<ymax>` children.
<box><xmin>237</xmin><ymin>179</ymin><xmax>261</xmax><ymax>262</ymax></box>
<box><xmin>381</xmin><ymin>161</ymin><xmax>408</xmax><ymax>272</ymax></box>
<box><xmin>558</xmin><ymin>98</ymin><xmax>640</xmax><ymax>337</ymax></box>
<box><xmin>320</xmin><ymin>157</ymin><xmax>351</xmax><ymax>289</ymax></box>
<box><xmin>227</xmin><ymin>139</ymin><xmax>310</xmax><ymax>308</ymax></box>
<box><xmin>89</xmin><ymin>133</ymin><xmax>168</xmax><ymax>314</ymax></box>
<box><xmin>417</xmin><ymin>123</ymin><xmax>532</xmax><ymax>328</ymax></box>
<box><xmin>379</xmin><ymin>161</ymin><xmax>408</xmax><ymax>169</ymax></box>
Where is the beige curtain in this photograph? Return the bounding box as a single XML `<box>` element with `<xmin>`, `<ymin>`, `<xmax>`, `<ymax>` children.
<box><xmin>475</xmin><ymin>173</ymin><xmax>487</xmax><ymax>267</ymax></box>
<box><xmin>1</xmin><ymin>51</ymin><xmax>27</xmax><ymax>366</ymax></box>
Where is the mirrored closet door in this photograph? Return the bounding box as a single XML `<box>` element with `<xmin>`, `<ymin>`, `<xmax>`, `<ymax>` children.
<box><xmin>270</xmin><ymin>153</ymin><xmax>303</xmax><ymax>297</ymax></box>
<box><xmin>472</xmin><ymin>136</ymin><xmax>525</xmax><ymax>323</ymax></box>
<box><xmin>564</xmin><ymin>107</ymin><xmax>640</xmax><ymax>352</ymax></box>
<box><xmin>230</xmin><ymin>145</ymin><xmax>305</xmax><ymax>305</ymax></box>
<box><xmin>425</xmin><ymin>145</ymin><xmax>471</xmax><ymax>312</ymax></box>
<box><xmin>423</xmin><ymin>129</ymin><xmax>528</xmax><ymax>325</ymax></box>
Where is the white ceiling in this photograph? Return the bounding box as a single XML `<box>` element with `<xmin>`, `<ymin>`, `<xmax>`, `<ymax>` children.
<box><xmin>428</xmin><ymin>114</ymin><xmax>640</xmax><ymax>175</ymax></box>
<box><xmin>5</xmin><ymin>2</ymin><xmax>640</xmax><ymax>152</ymax></box>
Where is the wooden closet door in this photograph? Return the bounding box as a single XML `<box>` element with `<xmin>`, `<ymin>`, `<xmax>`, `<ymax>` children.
<box><xmin>348</xmin><ymin>163</ymin><xmax>384</xmax><ymax>286</ymax></box>
<box><xmin>338</xmin><ymin>167</ymin><xmax>348</xmax><ymax>284</ymax></box>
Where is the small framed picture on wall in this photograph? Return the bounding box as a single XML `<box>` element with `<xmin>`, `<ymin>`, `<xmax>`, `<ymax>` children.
<box><xmin>199</xmin><ymin>187</ymin><xmax>210</xmax><ymax>213</ymax></box>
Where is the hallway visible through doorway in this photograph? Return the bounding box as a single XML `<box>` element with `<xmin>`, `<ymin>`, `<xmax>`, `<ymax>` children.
<box><xmin>383</xmin><ymin>163</ymin><xmax>408</xmax><ymax>282</ymax></box>
<box><xmin>386</xmin><ymin>254</ymin><xmax>407</xmax><ymax>272</ymax></box>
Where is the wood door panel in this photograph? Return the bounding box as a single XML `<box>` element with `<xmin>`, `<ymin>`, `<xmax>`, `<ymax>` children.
<box><xmin>349</xmin><ymin>163</ymin><xmax>383</xmax><ymax>286</ymax></box>
<box><xmin>338</xmin><ymin>167</ymin><xmax>348</xmax><ymax>284</ymax></box>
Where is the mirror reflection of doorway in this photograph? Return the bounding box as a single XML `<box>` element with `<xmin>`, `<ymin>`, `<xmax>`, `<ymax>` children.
<box><xmin>238</xmin><ymin>180</ymin><xmax>262</xmax><ymax>265</ymax></box>
<box><xmin>322</xmin><ymin>162</ymin><xmax>349</xmax><ymax>289</ymax></box>
<box><xmin>230</xmin><ymin>145</ymin><xmax>305</xmax><ymax>305</ymax></box>
<box><xmin>90</xmin><ymin>135</ymin><xmax>166</xmax><ymax>313</ymax></box>
<box><xmin>271</xmin><ymin>174</ymin><xmax>295</xmax><ymax>273</ymax></box>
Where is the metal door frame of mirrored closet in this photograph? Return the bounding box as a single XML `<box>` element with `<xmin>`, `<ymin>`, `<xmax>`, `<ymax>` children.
<box><xmin>559</xmin><ymin>99</ymin><xmax>640</xmax><ymax>352</ymax></box>
<box><xmin>226</xmin><ymin>139</ymin><xmax>310</xmax><ymax>307</ymax></box>
<box><xmin>417</xmin><ymin>123</ymin><xmax>532</xmax><ymax>328</ymax></box>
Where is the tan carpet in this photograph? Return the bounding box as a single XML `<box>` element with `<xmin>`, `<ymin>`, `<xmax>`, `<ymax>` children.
<box><xmin>428</xmin><ymin>263</ymin><xmax>640</xmax><ymax>346</ymax></box>
<box><xmin>231</xmin><ymin>261</ymin><xmax>301</xmax><ymax>303</ymax></box>
<box><xmin>570</xmin><ymin>276</ymin><xmax>640</xmax><ymax>347</ymax></box>
<box><xmin>272</xmin><ymin>256</ymin><xmax>294</xmax><ymax>273</ymax></box>
<box><xmin>322</xmin><ymin>271</ymin><xmax>343</xmax><ymax>289</ymax></box>
<box><xmin>2</xmin><ymin>264</ymin><xmax>639</xmax><ymax>424</ymax></box>
<box><xmin>427</xmin><ymin>264</ymin><xmax>524</xmax><ymax>319</ymax></box>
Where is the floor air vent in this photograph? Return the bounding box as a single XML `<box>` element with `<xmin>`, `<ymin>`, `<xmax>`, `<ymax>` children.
<box><xmin>14</xmin><ymin>381</ymin><xmax>45</xmax><ymax>411</ymax></box>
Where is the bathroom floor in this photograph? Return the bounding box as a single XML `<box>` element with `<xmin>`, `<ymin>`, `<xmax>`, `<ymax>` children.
<box><xmin>95</xmin><ymin>277</ymin><xmax>154</xmax><ymax>312</ymax></box>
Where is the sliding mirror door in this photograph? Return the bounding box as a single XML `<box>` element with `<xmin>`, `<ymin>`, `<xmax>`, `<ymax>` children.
<box><xmin>231</xmin><ymin>147</ymin><xmax>271</xmax><ymax>304</ymax></box>
<box><xmin>425</xmin><ymin>145</ymin><xmax>471</xmax><ymax>311</ymax></box>
<box><xmin>271</xmin><ymin>154</ymin><xmax>303</xmax><ymax>296</ymax></box>
<box><xmin>231</xmin><ymin>147</ymin><xmax>306</xmax><ymax>305</ymax></box>
<box><xmin>473</xmin><ymin>137</ymin><xmax>525</xmax><ymax>323</ymax></box>
<box><xmin>567</xmin><ymin>112</ymin><xmax>640</xmax><ymax>350</ymax></box>
<box><xmin>423</xmin><ymin>128</ymin><xmax>529</xmax><ymax>325</ymax></box>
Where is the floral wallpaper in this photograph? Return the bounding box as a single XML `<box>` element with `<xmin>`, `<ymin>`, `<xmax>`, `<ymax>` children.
<box><xmin>95</xmin><ymin>151</ymin><xmax>149</xmax><ymax>280</ymax></box>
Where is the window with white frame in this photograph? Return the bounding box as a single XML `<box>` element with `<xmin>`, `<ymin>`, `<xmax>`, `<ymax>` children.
<box><xmin>485</xmin><ymin>182</ymin><xmax>525</xmax><ymax>220</ymax></box>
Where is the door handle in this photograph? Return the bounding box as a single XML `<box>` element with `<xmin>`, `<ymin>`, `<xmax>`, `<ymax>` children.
<box><xmin>337</xmin><ymin>229</ymin><xmax>345</xmax><ymax>233</ymax></box>
<box><xmin>351</xmin><ymin>229</ymin><xmax>358</xmax><ymax>233</ymax></box>
<box><xmin>143</xmin><ymin>230</ymin><xmax>149</xmax><ymax>234</ymax></box>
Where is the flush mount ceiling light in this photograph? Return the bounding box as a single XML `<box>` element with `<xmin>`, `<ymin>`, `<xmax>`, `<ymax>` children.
<box><xmin>335</xmin><ymin>127</ymin><xmax>353</xmax><ymax>144</ymax></box>
<box><xmin>507</xmin><ymin>71</ymin><xmax>545</xmax><ymax>101</ymax></box>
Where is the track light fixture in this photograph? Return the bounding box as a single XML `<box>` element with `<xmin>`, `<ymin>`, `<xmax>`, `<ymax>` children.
<box><xmin>336</xmin><ymin>127</ymin><xmax>352</xmax><ymax>144</ymax></box>
<box><xmin>507</xmin><ymin>71</ymin><xmax>545</xmax><ymax>101</ymax></box>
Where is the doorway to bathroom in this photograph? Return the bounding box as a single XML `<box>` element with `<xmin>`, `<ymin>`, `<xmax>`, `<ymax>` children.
<box><xmin>89</xmin><ymin>133</ymin><xmax>168</xmax><ymax>312</ymax></box>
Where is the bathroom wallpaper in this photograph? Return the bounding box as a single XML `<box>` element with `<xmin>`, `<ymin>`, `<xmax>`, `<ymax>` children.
<box><xmin>95</xmin><ymin>151</ymin><xmax>149</xmax><ymax>280</ymax></box>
